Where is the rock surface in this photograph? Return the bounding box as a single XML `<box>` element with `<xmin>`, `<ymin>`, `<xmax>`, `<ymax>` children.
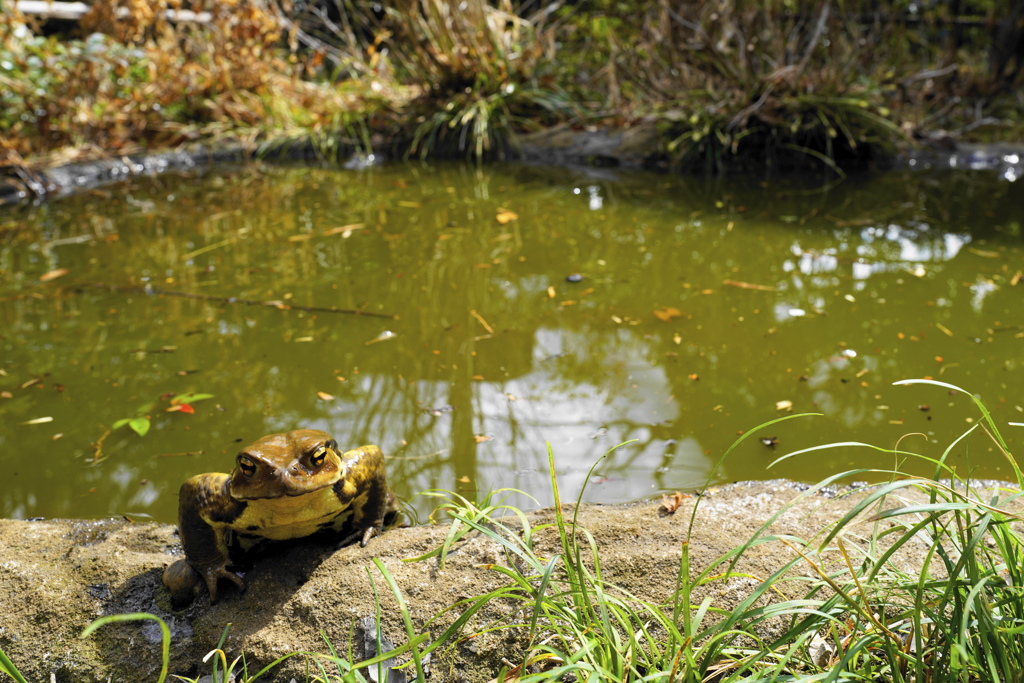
<box><xmin>0</xmin><ymin>480</ymin><xmax>945</xmax><ymax>682</ymax></box>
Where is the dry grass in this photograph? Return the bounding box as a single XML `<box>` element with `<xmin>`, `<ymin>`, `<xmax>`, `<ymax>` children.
<box><xmin>0</xmin><ymin>0</ymin><xmax>406</xmax><ymax>164</ymax></box>
<box><xmin>2</xmin><ymin>0</ymin><xmax>1021</xmax><ymax>172</ymax></box>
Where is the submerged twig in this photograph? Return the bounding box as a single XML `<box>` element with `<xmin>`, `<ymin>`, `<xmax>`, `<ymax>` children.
<box><xmin>78</xmin><ymin>283</ymin><xmax>399</xmax><ymax>319</ymax></box>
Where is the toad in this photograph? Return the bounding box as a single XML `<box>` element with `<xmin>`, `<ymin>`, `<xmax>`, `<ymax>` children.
<box><xmin>162</xmin><ymin>429</ymin><xmax>400</xmax><ymax>605</ymax></box>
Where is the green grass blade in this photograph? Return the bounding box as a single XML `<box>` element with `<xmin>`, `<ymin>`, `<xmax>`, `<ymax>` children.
<box><xmin>80</xmin><ymin>613</ymin><xmax>170</xmax><ymax>683</ymax></box>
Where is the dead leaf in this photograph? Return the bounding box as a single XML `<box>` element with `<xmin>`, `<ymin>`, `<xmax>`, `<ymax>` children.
<box><xmin>776</xmin><ymin>400</ymin><xmax>793</xmax><ymax>411</ymax></box>
<box><xmin>496</xmin><ymin>209</ymin><xmax>518</xmax><ymax>224</ymax></box>
<box><xmin>287</xmin><ymin>234</ymin><xmax>314</xmax><ymax>242</ymax></box>
<box><xmin>723</xmin><ymin>279</ymin><xmax>775</xmax><ymax>291</ymax></box>
<box><xmin>470</xmin><ymin>309</ymin><xmax>494</xmax><ymax>334</ymax></box>
<box><xmin>547</xmin><ymin>286</ymin><xmax>556</xmax><ymax>299</ymax></box>
<box><xmin>21</xmin><ymin>416</ymin><xmax>53</xmax><ymax>425</ymax></box>
<box><xmin>323</xmin><ymin>223</ymin><xmax>364</xmax><ymax>237</ymax></box>
<box><xmin>39</xmin><ymin>268</ymin><xmax>71</xmax><ymax>282</ymax></box>
<box><xmin>317</xmin><ymin>391</ymin><xmax>335</xmax><ymax>401</ymax></box>
<box><xmin>457</xmin><ymin>476</ymin><xmax>471</xmax><ymax>483</ymax></box>
<box><xmin>653</xmin><ymin>307</ymin><xmax>682</xmax><ymax>322</ymax></box>
<box><xmin>474</xmin><ymin>434</ymin><xmax>491</xmax><ymax>443</ymax></box>
<box><xmin>1011</xmin><ymin>270</ymin><xmax>1022</xmax><ymax>286</ymax></box>
<box><xmin>967</xmin><ymin>247</ymin><xmax>1000</xmax><ymax>258</ymax></box>
<box><xmin>659</xmin><ymin>491</ymin><xmax>686</xmax><ymax>516</ymax></box>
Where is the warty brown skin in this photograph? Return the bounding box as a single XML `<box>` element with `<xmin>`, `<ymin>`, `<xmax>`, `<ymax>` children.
<box><xmin>162</xmin><ymin>429</ymin><xmax>400</xmax><ymax>605</ymax></box>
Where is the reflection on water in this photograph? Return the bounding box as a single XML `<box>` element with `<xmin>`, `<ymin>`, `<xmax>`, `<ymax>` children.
<box><xmin>0</xmin><ymin>163</ymin><xmax>1021</xmax><ymax>522</ymax></box>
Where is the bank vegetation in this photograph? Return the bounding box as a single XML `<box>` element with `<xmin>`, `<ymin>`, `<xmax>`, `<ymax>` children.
<box><xmin>1</xmin><ymin>0</ymin><xmax>1022</xmax><ymax>177</ymax></box>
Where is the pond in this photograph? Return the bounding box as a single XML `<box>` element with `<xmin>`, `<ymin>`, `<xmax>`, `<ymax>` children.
<box><xmin>0</xmin><ymin>162</ymin><xmax>1021</xmax><ymax>523</ymax></box>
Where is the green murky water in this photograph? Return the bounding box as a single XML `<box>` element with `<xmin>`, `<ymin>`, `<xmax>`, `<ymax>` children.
<box><xmin>1</xmin><ymin>162</ymin><xmax>1021</xmax><ymax>523</ymax></box>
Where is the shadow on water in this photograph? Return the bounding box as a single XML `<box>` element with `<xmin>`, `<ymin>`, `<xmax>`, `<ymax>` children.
<box><xmin>0</xmin><ymin>162</ymin><xmax>1021</xmax><ymax>522</ymax></box>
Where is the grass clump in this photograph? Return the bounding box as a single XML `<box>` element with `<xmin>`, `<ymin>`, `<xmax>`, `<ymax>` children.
<box><xmin>415</xmin><ymin>379</ymin><xmax>1024</xmax><ymax>681</ymax></box>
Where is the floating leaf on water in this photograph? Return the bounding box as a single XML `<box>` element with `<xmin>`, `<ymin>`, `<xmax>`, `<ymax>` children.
<box><xmin>457</xmin><ymin>476</ymin><xmax>471</xmax><ymax>483</ymax></box>
<box><xmin>495</xmin><ymin>209</ymin><xmax>518</xmax><ymax>224</ymax></box>
<box><xmin>166</xmin><ymin>403</ymin><xmax>195</xmax><ymax>414</ymax></box>
<box><xmin>547</xmin><ymin>286</ymin><xmax>556</xmax><ymax>299</ymax></box>
<box><xmin>775</xmin><ymin>400</ymin><xmax>793</xmax><ymax>411</ymax></box>
<box><xmin>474</xmin><ymin>434</ymin><xmax>491</xmax><ymax>443</ymax></box>
<box><xmin>967</xmin><ymin>247</ymin><xmax>1000</xmax><ymax>258</ymax></box>
<box><xmin>39</xmin><ymin>268</ymin><xmax>71</xmax><ymax>282</ymax></box>
<box><xmin>653</xmin><ymin>306</ymin><xmax>682</xmax><ymax>322</ymax></box>
<box><xmin>171</xmin><ymin>392</ymin><xmax>214</xmax><ymax>405</ymax></box>
<box><xmin>295</xmin><ymin>336</ymin><xmax>314</xmax><ymax>342</ymax></box>
<box><xmin>722</xmin><ymin>279</ymin><xmax>775</xmax><ymax>291</ymax></box>
<box><xmin>287</xmin><ymin>234</ymin><xmax>314</xmax><ymax>242</ymax></box>
<box><xmin>114</xmin><ymin>416</ymin><xmax>151</xmax><ymax>436</ymax></box>
<box><xmin>1012</xmin><ymin>271</ymin><xmax>1023</xmax><ymax>286</ymax></box>
<box><xmin>470</xmin><ymin>309</ymin><xmax>494</xmax><ymax>334</ymax></box>
<box><xmin>323</xmin><ymin>223</ymin><xmax>364</xmax><ymax>237</ymax></box>
<box><xmin>21</xmin><ymin>416</ymin><xmax>53</xmax><ymax>425</ymax></box>
<box><xmin>365</xmin><ymin>330</ymin><xmax>395</xmax><ymax>345</ymax></box>
<box><xmin>398</xmin><ymin>200</ymin><xmax>422</xmax><ymax>209</ymax></box>
<box><xmin>317</xmin><ymin>391</ymin><xmax>335</xmax><ymax>401</ymax></box>
<box><xmin>788</xmin><ymin>308</ymin><xmax>806</xmax><ymax>317</ymax></box>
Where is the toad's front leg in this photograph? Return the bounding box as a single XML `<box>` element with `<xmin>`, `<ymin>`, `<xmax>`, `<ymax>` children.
<box><xmin>334</xmin><ymin>445</ymin><xmax>401</xmax><ymax>547</ymax></box>
<box><xmin>169</xmin><ymin>473</ymin><xmax>247</xmax><ymax>604</ymax></box>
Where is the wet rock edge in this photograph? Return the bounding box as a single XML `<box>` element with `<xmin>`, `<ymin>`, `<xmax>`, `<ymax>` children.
<box><xmin>2</xmin><ymin>127</ymin><xmax>1023</xmax><ymax>206</ymax></box>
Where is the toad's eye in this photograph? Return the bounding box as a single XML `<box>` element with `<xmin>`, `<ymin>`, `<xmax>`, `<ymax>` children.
<box><xmin>311</xmin><ymin>446</ymin><xmax>329</xmax><ymax>468</ymax></box>
<box><xmin>237</xmin><ymin>456</ymin><xmax>257</xmax><ymax>476</ymax></box>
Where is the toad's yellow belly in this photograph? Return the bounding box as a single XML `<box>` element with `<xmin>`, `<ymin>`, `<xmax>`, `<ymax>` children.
<box><xmin>226</xmin><ymin>487</ymin><xmax>351</xmax><ymax>541</ymax></box>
